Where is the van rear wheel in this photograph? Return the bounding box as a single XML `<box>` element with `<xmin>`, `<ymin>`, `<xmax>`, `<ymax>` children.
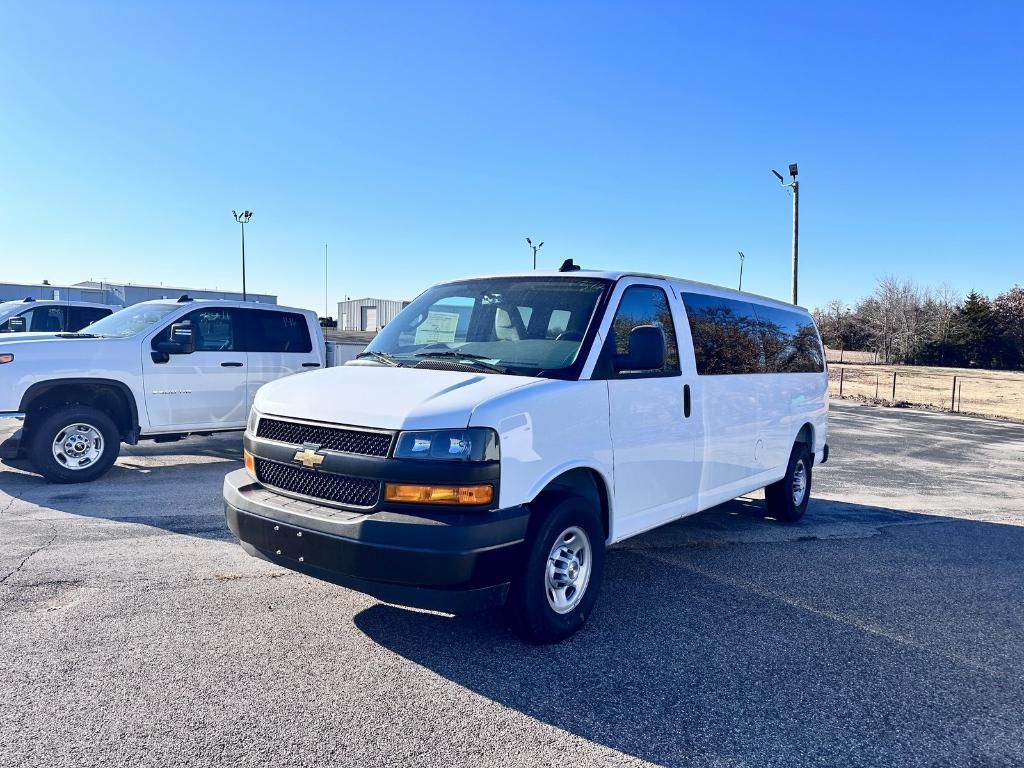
<box><xmin>765</xmin><ymin>443</ymin><xmax>812</xmax><ymax>522</ymax></box>
<box><xmin>506</xmin><ymin>495</ymin><xmax>605</xmax><ymax>643</ymax></box>
<box><xmin>28</xmin><ymin>406</ymin><xmax>121</xmax><ymax>484</ymax></box>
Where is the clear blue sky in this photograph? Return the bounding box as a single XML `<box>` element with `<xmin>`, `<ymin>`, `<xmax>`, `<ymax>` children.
<box><xmin>1</xmin><ymin>1</ymin><xmax>1021</xmax><ymax>313</ymax></box>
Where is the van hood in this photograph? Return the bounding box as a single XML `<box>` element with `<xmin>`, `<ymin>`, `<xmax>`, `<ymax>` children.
<box><xmin>254</xmin><ymin>364</ymin><xmax>545</xmax><ymax>431</ymax></box>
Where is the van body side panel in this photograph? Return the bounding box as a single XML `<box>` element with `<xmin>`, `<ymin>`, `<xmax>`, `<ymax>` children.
<box><xmin>468</xmin><ymin>380</ymin><xmax>614</xmax><ymax>531</ymax></box>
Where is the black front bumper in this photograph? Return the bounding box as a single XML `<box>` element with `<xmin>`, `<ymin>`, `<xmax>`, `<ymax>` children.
<box><xmin>223</xmin><ymin>469</ymin><xmax>529</xmax><ymax>613</ymax></box>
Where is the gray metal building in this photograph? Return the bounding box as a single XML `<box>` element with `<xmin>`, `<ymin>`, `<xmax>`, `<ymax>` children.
<box><xmin>0</xmin><ymin>280</ymin><xmax>275</xmax><ymax>306</ymax></box>
<box><xmin>337</xmin><ymin>298</ymin><xmax>410</xmax><ymax>332</ymax></box>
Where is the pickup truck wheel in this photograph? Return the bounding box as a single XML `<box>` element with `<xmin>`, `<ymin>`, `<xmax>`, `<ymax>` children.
<box><xmin>28</xmin><ymin>406</ymin><xmax>121</xmax><ymax>484</ymax></box>
<box><xmin>507</xmin><ymin>495</ymin><xmax>605</xmax><ymax>643</ymax></box>
<box><xmin>764</xmin><ymin>443</ymin><xmax>812</xmax><ymax>523</ymax></box>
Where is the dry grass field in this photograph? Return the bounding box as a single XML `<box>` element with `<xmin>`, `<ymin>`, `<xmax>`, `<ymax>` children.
<box><xmin>827</xmin><ymin>362</ymin><xmax>1024</xmax><ymax>421</ymax></box>
<box><xmin>825</xmin><ymin>348</ymin><xmax>879</xmax><ymax>365</ymax></box>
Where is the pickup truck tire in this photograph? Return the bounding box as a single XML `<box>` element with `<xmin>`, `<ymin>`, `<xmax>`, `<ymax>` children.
<box><xmin>764</xmin><ymin>443</ymin><xmax>812</xmax><ymax>523</ymax></box>
<box><xmin>28</xmin><ymin>406</ymin><xmax>121</xmax><ymax>484</ymax></box>
<box><xmin>507</xmin><ymin>495</ymin><xmax>605</xmax><ymax>643</ymax></box>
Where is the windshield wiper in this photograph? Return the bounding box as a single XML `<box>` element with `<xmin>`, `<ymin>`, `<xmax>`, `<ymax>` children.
<box><xmin>414</xmin><ymin>350</ymin><xmax>515</xmax><ymax>375</ymax></box>
<box><xmin>56</xmin><ymin>332</ymin><xmax>101</xmax><ymax>339</ymax></box>
<box><xmin>355</xmin><ymin>350</ymin><xmax>404</xmax><ymax>367</ymax></box>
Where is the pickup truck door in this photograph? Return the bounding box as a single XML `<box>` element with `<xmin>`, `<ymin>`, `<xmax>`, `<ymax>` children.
<box><xmin>240</xmin><ymin>309</ymin><xmax>323</xmax><ymax>410</ymax></box>
<box><xmin>597</xmin><ymin>281</ymin><xmax>701</xmax><ymax>540</ymax></box>
<box><xmin>142</xmin><ymin>306</ymin><xmax>249</xmax><ymax>429</ymax></box>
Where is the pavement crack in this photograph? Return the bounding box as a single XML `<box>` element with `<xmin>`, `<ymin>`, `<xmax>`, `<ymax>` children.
<box><xmin>0</xmin><ymin>522</ymin><xmax>58</xmax><ymax>586</ymax></box>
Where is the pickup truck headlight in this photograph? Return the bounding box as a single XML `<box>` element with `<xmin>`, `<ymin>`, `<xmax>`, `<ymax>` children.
<box><xmin>246</xmin><ymin>407</ymin><xmax>260</xmax><ymax>435</ymax></box>
<box><xmin>393</xmin><ymin>428</ymin><xmax>499</xmax><ymax>462</ymax></box>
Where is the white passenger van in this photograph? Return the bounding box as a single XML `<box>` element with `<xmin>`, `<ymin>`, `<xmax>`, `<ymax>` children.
<box><xmin>223</xmin><ymin>262</ymin><xmax>828</xmax><ymax>642</ymax></box>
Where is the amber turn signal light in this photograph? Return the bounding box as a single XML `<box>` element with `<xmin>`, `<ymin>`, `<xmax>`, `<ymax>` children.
<box><xmin>0</xmin><ymin>354</ymin><xmax>13</xmax><ymax>364</ymax></box>
<box><xmin>243</xmin><ymin>449</ymin><xmax>255</xmax><ymax>475</ymax></box>
<box><xmin>384</xmin><ymin>483</ymin><xmax>493</xmax><ymax>505</ymax></box>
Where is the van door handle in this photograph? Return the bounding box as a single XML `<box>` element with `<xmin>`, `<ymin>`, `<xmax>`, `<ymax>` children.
<box><xmin>302</xmin><ymin>362</ymin><xmax>321</xmax><ymax>368</ymax></box>
<box><xmin>683</xmin><ymin>384</ymin><xmax>691</xmax><ymax>418</ymax></box>
<box><xmin>221</xmin><ymin>361</ymin><xmax>244</xmax><ymax>367</ymax></box>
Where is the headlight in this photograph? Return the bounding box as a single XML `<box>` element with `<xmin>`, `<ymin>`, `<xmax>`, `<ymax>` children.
<box><xmin>393</xmin><ymin>428</ymin><xmax>499</xmax><ymax>462</ymax></box>
<box><xmin>246</xmin><ymin>407</ymin><xmax>260</xmax><ymax>435</ymax></box>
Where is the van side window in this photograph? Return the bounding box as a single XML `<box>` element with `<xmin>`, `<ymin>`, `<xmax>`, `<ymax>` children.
<box><xmin>753</xmin><ymin>305</ymin><xmax>824</xmax><ymax>373</ymax></box>
<box><xmin>68</xmin><ymin>306</ymin><xmax>112</xmax><ymax>331</ymax></box>
<box><xmin>243</xmin><ymin>310</ymin><xmax>313</xmax><ymax>353</ymax></box>
<box><xmin>152</xmin><ymin>308</ymin><xmax>237</xmax><ymax>351</ymax></box>
<box><xmin>603</xmin><ymin>285</ymin><xmax>680</xmax><ymax>377</ymax></box>
<box><xmin>681</xmin><ymin>293</ymin><xmax>763</xmax><ymax>375</ymax></box>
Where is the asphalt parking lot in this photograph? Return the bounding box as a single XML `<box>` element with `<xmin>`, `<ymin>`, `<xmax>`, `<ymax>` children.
<box><xmin>1</xmin><ymin>401</ymin><xmax>1023</xmax><ymax>768</ymax></box>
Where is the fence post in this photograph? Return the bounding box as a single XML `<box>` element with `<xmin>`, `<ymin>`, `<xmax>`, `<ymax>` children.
<box><xmin>875</xmin><ymin>374</ymin><xmax>879</xmax><ymax>399</ymax></box>
<box><xmin>957</xmin><ymin>380</ymin><xmax>963</xmax><ymax>412</ymax></box>
<box><xmin>892</xmin><ymin>371</ymin><xmax>897</xmax><ymax>401</ymax></box>
<box><xmin>839</xmin><ymin>367</ymin><xmax>845</xmax><ymax>396</ymax></box>
<box><xmin>840</xmin><ymin>348</ymin><xmax>844</xmax><ymax>364</ymax></box>
<box><xmin>950</xmin><ymin>375</ymin><xmax>957</xmax><ymax>411</ymax></box>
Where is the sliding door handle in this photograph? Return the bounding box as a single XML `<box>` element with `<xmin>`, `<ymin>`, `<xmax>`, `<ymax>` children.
<box><xmin>221</xmin><ymin>361</ymin><xmax>244</xmax><ymax>367</ymax></box>
<box><xmin>683</xmin><ymin>384</ymin><xmax>691</xmax><ymax>418</ymax></box>
<box><xmin>302</xmin><ymin>362</ymin><xmax>321</xmax><ymax>368</ymax></box>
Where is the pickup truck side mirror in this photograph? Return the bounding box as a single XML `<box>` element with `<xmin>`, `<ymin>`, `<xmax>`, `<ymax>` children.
<box><xmin>613</xmin><ymin>325</ymin><xmax>666</xmax><ymax>373</ymax></box>
<box><xmin>7</xmin><ymin>316</ymin><xmax>27</xmax><ymax>333</ymax></box>
<box><xmin>154</xmin><ymin>322</ymin><xmax>196</xmax><ymax>356</ymax></box>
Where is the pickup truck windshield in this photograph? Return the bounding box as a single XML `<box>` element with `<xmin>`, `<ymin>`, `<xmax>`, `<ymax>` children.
<box><xmin>80</xmin><ymin>303</ymin><xmax>180</xmax><ymax>338</ymax></box>
<box><xmin>365</xmin><ymin>277</ymin><xmax>610</xmax><ymax>376</ymax></box>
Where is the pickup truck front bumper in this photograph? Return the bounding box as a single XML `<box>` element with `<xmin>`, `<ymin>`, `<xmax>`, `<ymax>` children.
<box><xmin>223</xmin><ymin>469</ymin><xmax>530</xmax><ymax>613</ymax></box>
<box><xmin>0</xmin><ymin>412</ymin><xmax>26</xmax><ymax>460</ymax></box>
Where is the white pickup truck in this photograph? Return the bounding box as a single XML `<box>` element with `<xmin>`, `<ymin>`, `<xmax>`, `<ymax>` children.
<box><xmin>0</xmin><ymin>298</ymin><xmax>117</xmax><ymax>333</ymax></box>
<box><xmin>0</xmin><ymin>296</ymin><xmax>324</xmax><ymax>483</ymax></box>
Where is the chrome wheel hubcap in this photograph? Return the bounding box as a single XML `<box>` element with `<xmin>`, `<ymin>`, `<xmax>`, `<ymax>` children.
<box><xmin>792</xmin><ymin>460</ymin><xmax>808</xmax><ymax>505</ymax></box>
<box><xmin>52</xmin><ymin>423</ymin><xmax>104</xmax><ymax>470</ymax></box>
<box><xmin>546</xmin><ymin>525</ymin><xmax>592</xmax><ymax>614</ymax></box>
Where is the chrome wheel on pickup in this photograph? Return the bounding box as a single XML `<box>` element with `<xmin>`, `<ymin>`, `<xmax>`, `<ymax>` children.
<box><xmin>508</xmin><ymin>495</ymin><xmax>605</xmax><ymax>643</ymax></box>
<box><xmin>52</xmin><ymin>423</ymin><xmax>104</xmax><ymax>470</ymax></box>
<box><xmin>28</xmin><ymin>405</ymin><xmax>121</xmax><ymax>484</ymax></box>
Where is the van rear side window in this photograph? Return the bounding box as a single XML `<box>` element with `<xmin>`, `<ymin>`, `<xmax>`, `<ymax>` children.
<box><xmin>681</xmin><ymin>293</ymin><xmax>823</xmax><ymax>375</ymax></box>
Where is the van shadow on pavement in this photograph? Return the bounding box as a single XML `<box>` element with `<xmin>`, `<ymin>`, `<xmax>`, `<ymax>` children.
<box><xmin>354</xmin><ymin>498</ymin><xmax>1024</xmax><ymax>767</ymax></box>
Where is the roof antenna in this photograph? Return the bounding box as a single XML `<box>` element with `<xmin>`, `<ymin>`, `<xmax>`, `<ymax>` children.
<box><xmin>558</xmin><ymin>258</ymin><xmax>581</xmax><ymax>272</ymax></box>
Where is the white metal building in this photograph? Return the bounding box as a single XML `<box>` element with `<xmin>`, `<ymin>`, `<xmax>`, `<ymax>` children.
<box><xmin>336</xmin><ymin>297</ymin><xmax>410</xmax><ymax>332</ymax></box>
<box><xmin>0</xmin><ymin>280</ymin><xmax>276</xmax><ymax>306</ymax></box>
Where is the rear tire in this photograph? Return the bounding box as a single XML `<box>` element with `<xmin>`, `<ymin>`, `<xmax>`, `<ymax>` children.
<box><xmin>764</xmin><ymin>443</ymin><xmax>812</xmax><ymax>523</ymax></box>
<box><xmin>28</xmin><ymin>406</ymin><xmax>121</xmax><ymax>484</ymax></box>
<box><xmin>506</xmin><ymin>494</ymin><xmax>605</xmax><ymax>643</ymax></box>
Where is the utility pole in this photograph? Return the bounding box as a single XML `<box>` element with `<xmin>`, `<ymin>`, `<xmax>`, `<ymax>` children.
<box><xmin>526</xmin><ymin>237</ymin><xmax>544</xmax><ymax>269</ymax></box>
<box><xmin>772</xmin><ymin>163</ymin><xmax>799</xmax><ymax>304</ymax></box>
<box><xmin>325</xmin><ymin>243</ymin><xmax>329</xmax><ymax>320</ymax></box>
<box><xmin>232</xmin><ymin>210</ymin><xmax>253</xmax><ymax>301</ymax></box>
<box><xmin>737</xmin><ymin>251</ymin><xmax>745</xmax><ymax>291</ymax></box>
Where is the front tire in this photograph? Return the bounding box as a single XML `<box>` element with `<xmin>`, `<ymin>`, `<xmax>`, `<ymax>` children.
<box><xmin>28</xmin><ymin>406</ymin><xmax>121</xmax><ymax>484</ymax></box>
<box><xmin>507</xmin><ymin>495</ymin><xmax>605</xmax><ymax>643</ymax></box>
<box><xmin>765</xmin><ymin>443</ymin><xmax>812</xmax><ymax>522</ymax></box>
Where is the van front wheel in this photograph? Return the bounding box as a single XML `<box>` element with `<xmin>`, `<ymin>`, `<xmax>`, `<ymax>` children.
<box><xmin>507</xmin><ymin>495</ymin><xmax>605</xmax><ymax>643</ymax></box>
<box><xmin>765</xmin><ymin>443</ymin><xmax>812</xmax><ymax>522</ymax></box>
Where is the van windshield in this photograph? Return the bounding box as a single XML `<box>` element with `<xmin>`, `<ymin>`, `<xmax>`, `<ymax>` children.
<box><xmin>81</xmin><ymin>303</ymin><xmax>180</xmax><ymax>338</ymax></box>
<box><xmin>365</xmin><ymin>277</ymin><xmax>611</xmax><ymax>376</ymax></box>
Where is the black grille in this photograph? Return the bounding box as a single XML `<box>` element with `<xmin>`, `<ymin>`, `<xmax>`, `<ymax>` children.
<box><xmin>254</xmin><ymin>458</ymin><xmax>381</xmax><ymax>507</ymax></box>
<box><xmin>256</xmin><ymin>417</ymin><xmax>392</xmax><ymax>457</ymax></box>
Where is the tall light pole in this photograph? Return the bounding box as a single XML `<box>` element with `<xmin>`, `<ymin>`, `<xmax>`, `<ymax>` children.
<box><xmin>526</xmin><ymin>237</ymin><xmax>544</xmax><ymax>269</ymax></box>
<box><xmin>324</xmin><ymin>242</ymin><xmax>329</xmax><ymax>320</ymax></box>
<box><xmin>772</xmin><ymin>164</ymin><xmax>799</xmax><ymax>304</ymax></box>
<box><xmin>737</xmin><ymin>251</ymin><xmax>745</xmax><ymax>291</ymax></box>
<box><xmin>232</xmin><ymin>210</ymin><xmax>253</xmax><ymax>301</ymax></box>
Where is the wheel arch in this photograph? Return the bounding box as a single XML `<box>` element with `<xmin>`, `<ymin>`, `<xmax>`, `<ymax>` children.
<box><xmin>19</xmin><ymin>378</ymin><xmax>140</xmax><ymax>443</ymax></box>
<box><xmin>528</xmin><ymin>466</ymin><xmax>612</xmax><ymax>543</ymax></box>
<box><xmin>794</xmin><ymin>421</ymin><xmax>814</xmax><ymax>450</ymax></box>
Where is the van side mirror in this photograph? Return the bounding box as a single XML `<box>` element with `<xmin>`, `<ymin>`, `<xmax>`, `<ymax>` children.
<box><xmin>7</xmin><ymin>316</ymin><xmax>27</xmax><ymax>333</ymax></box>
<box><xmin>155</xmin><ymin>322</ymin><xmax>196</xmax><ymax>355</ymax></box>
<box><xmin>613</xmin><ymin>325</ymin><xmax>665</xmax><ymax>373</ymax></box>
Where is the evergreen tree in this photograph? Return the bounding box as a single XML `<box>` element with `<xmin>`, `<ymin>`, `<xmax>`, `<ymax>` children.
<box><xmin>951</xmin><ymin>291</ymin><xmax>997</xmax><ymax>368</ymax></box>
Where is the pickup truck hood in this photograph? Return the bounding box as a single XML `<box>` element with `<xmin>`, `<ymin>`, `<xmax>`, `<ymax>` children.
<box><xmin>254</xmin><ymin>364</ymin><xmax>544</xmax><ymax>431</ymax></box>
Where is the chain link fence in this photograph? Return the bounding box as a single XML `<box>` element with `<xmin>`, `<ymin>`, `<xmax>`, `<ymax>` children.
<box><xmin>827</xmin><ymin>364</ymin><xmax>1024</xmax><ymax>421</ymax></box>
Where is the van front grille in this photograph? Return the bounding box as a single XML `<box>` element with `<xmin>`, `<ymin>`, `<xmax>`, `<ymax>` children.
<box><xmin>254</xmin><ymin>458</ymin><xmax>381</xmax><ymax>508</ymax></box>
<box><xmin>256</xmin><ymin>417</ymin><xmax>392</xmax><ymax>457</ymax></box>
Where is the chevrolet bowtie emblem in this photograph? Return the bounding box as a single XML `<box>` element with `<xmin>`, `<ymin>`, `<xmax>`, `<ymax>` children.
<box><xmin>293</xmin><ymin>448</ymin><xmax>325</xmax><ymax>468</ymax></box>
